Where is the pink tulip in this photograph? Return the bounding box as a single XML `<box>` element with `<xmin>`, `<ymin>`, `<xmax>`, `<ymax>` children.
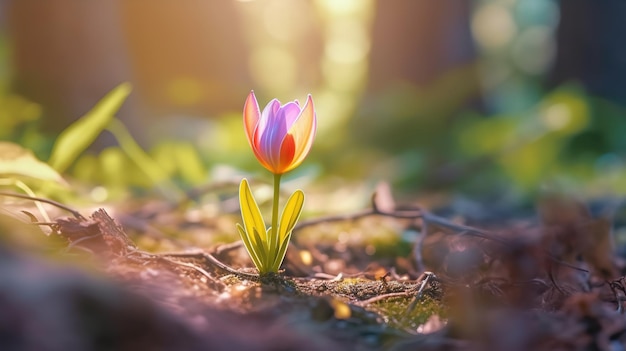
<box><xmin>243</xmin><ymin>91</ymin><xmax>317</xmax><ymax>174</ymax></box>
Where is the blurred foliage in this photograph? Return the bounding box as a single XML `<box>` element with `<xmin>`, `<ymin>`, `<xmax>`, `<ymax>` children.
<box><xmin>0</xmin><ymin>83</ymin><xmax>207</xmax><ymax>203</ymax></box>
<box><xmin>1</xmin><ymin>0</ymin><xmax>625</xmax><ymax>207</ymax></box>
<box><xmin>0</xmin><ymin>141</ymin><xmax>65</xmax><ymax>185</ymax></box>
<box><xmin>2</xmin><ymin>81</ymin><xmax>626</xmax><ymax>205</ymax></box>
<box><xmin>48</xmin><ymin>83</ymin><xmax>132</xmax><ymax>173</ymax></box>
<box><xmin>276</xmin><ymin>76</ymin><xmax>622</xmax><ymax>205</ymax></box>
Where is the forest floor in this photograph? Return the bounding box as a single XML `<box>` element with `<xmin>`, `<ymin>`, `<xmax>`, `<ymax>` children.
<box><xmin>1</xmin><ymin>184</ymin><xmax>626</xmax><ymax>351</ymax></box>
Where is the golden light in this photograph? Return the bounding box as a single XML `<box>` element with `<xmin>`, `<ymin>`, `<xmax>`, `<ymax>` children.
<box><xmin>331</xmin><ymin>298</ymin><xmax>352</xmax><ymax>320</ymax></box>
<box><xmin>166</xmin><ymin>76</ymin><xmax>205</xmax><ymax>107</ymax></box>
<box><xmin>315</xmin><ymin>0</ymin><xmax>374</xmax><ymax>134</ymax></box>
<box><xmin>236</xmin><ymin>0</ymin><xmax>374</xmax><ymax>136</ymax></box>
<box><xmin>299</xmin><ymin>250</ymin><xmax>313</xmax><ymax>265</ymax></box>
<box><xmin>315</xmin><ymin>0</ymin><xmax>363</xmax><ymax>15</ymax></box>
<box><xmin>472</xmin><ymin>3</ymin><xmax>517</xmax><ymax>50</ymax></box>
<box><xmin>262</xmin><ymin>0</ymin><xmax>308</xmax><ymax>42</ymax></box>
<box><xmin>541</xmin><ymin>103</ymin><xmax>571</xmax><ymax>131</ymax></box>
<box><xmin>248</xmin><ymin>46</ymin><xmax>297</xmax><ymax>94</ymax></box>
<box><xmin>323</xmin><ymin>20</ymin><xmax>370</xmax><ymax>64</ymax></box>
<box><xmin>321</xmin><ymin>60</ymin><xmax>367</xmax><ymax>92</ymax></box>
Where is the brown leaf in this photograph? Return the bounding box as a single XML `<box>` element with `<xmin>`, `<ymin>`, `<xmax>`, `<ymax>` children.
<box><xmin>55</xmin><ymin>208</ymin><xmax>136</xmax><ymax>256</ymax></box>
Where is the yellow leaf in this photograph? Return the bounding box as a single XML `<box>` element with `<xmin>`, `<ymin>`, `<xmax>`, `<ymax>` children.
<box><xmin>49</xmin><ymin>83</ymin><xmax>132</xmax><ymax>173</ymax></box>
<box><xmin>278</xmin><ymin>190</ymin><xmax>304</xmax><ymax>244</ymax></box>
<box><xmin>0</xmin><ymin>142</ymin><xmax>66</xmax><ymax>185</ymax></box>
<box><xmin>237</xmin><ymin>223</ymin><xmax>263</xmax><ymax>270</ymax></box>
<box><xmin>272</xmin><ymin>232</ymin><xmax>291</xmax><ymax>272</ymax></box>
<box><xmin>239</xmin><ymin>179</ymin><xmax>270</xmax><ymax>272</ymax></box>
<box><xmin>252</xmin><ymin>227</ymin><xmax>268</xmax><ymax>267</ymax></box>
<box><xmin>270</xmin><ymin>189</ymin><xmax>304</xmax><ymax>271</ymax></box>
<box><xmin>239</xmin><ymin>179</ymin><xmax>266</xmax><ymax>242</ymax></box>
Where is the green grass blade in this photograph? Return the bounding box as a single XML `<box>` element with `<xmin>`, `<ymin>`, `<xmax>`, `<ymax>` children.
<box><xmin>106</xmin><ymin>119</ymin><xmax>179</xmax><ymax>201</ymax></box>
<box><xmin>49</xmin><ymin>83</ymin><xmax>132</xmax><ymax>173</ymax></box>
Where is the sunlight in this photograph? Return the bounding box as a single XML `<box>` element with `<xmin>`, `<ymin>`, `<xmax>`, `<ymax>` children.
<box><xmin>248</xmin><ymin>46</ymin><xmax>297</xmax><ymax>93</ymax></box>
<box><xmin>166</xmin><ymin>76</ymin><xmax>205</xmax><ymax>107</ymax></box>
<box><xmin>541</xmin><ymin>103</ymin><xmax>571</xmax><ymax>131</ymax></box>
<box><xmin>472</xmin><ymin>2</ymin><xmax>517</xmax><ymax>50</ymax></box>
<box><xmin>3</xmin><ymin>2</ymin><xmax>626</xmax><ymax>349</ymax></box>
<box><xmin>323</xmin><ymin>20</ymin><xmax>370</xmax><ymax>64</ymax></box>
<box><xmin>236</xmin><ymin>0</ymin><xmax>374</xmax><ymax>135</ymax></box>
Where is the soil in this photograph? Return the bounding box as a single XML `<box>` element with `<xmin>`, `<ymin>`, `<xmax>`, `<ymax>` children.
<box><xmin>1</xmin><ymin>190</ymin><xmax>626</xmax><ymax>350</ymax></box>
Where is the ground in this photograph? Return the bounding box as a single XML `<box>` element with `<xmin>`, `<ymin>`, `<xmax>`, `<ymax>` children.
<box><xmin>1</xmin><ymin>187</ymin><xmax>626</xmax><ymax>350</ymax></box>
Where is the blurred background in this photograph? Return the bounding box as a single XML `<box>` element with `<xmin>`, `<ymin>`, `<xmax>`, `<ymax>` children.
<box><xmin>1</xmin><ymin>0</ymin><xmax>626</xmax><ymax>209</ymax></box>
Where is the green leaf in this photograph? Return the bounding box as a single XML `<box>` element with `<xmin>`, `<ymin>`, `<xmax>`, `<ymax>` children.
<box><xmin>237</xmin><ymin>223</ymin><xmax>263</xmax><ymax>270</ymax></box>
<box><xmin>49</xmin><ymin>83</ymin><xmax>132</xmax><ymax>173</ymax></box>
<box><xmin>0</xmin><ymin>142</ymin><xmax>66</xmax><ymax>185</ymax></box>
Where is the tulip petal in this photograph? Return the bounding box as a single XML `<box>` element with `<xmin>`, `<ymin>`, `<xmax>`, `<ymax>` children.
<box><xmin>245</xmin><ymin>93</ymin><xmax>278</xmax><ymax>173</ymax></box>
<box><xmin>255</xmin><ymin>99</ymin><xmax>280</xmax><ymax>146</ymax></box>
<box><xmin>260</xmin><ymin>101</ymin><xmax>301</xmax><ymax>172</ymax></box>
<box><xmin>251</xmin><ymin>99</ymin><xmax>279</xmax><ymax>172</ymax></box>
<box><xmin>244</xmin><ymin>94</ymin><xmax>276</xmax><ymax>172</ymax></box>
<box><xmin>279</xmin><ymin>101</ymin><xmax>303</xmax><ymax>130</ymax></box>
<box><xmin>243</xmin><ymin>91</ymin><xmax>260</xmax><ymax>147</ymax></box>
<box><xmin>244</xmin><ymin>93</ymin><xmax>316</xmax><ymax>174</ymax></box>
<box><xmin>284</xmin><ymin>95</ymin><xmax>316</xmax><ymax>173</ymax></box>
<box><xmin>278</xmin><ymin>134</ymin><xmax>296</xmax><ymax>173</ymax></box>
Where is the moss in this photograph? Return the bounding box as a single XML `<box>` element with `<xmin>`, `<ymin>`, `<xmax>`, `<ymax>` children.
<box><xmin>370</xmin><ymin>294</ymin><xmax>442</xmax><ymax>331</ymax></box>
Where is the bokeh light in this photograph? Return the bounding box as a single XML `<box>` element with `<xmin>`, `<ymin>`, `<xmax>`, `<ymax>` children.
<box><xmin>1</xmin><ymin>0</ymin><xmax>625</xmax><ymax>202</ymax></box>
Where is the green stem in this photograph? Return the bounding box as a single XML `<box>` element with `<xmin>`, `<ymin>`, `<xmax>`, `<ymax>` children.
<box><xmin>269</xmin><ymin>173</ymin><xmax>282</xmax><ymax>272</ymax></box>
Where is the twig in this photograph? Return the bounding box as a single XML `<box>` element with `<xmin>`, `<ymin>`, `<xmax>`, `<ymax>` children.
<box><xmin>295</xmin><ymin>208</ymin><xmax>423</xmax><ymax>231</ymax></box>
<box><xmin>160</xmin><ymin>250</ymin><xmax>260</xmax><ymax>280</ymax></box>
<box><xmin>406</xmin><ymin>272</ymin><xmax>436</xmax><ymax>313</ymax></box>
<box><xmin>64</xmin><ymin>234</ymin><xmax>102</xmax><ymax>253</ymax></box>
<box><xmin>356</xmin><ymin>272</ymin><xmax>437</xmax><ymax>307</ymax></box>
<box><xmin>0</xmin><ymin>191</ymin><xmax>85</xmax><ymax>219</ymax></box>
<box><xmin>296</xmin><ymin>199</ymin><xmax>588</xmax><ymax>277</ymax></box>
<box><xmin>357</xmin><ymin>291</ymin><xmax>413</xmax><ymax>306</ymax></box>
<box><xmin>313</xmin><ymin>272</ymin><xmax>344</xmax><ymax>281</ymax></box>
<box><xmin>213</xmin><ymin>241</ymin><xmax>245</xmax><ymax>255</ymax></box>
<box><xmin>415</xmin><ymin>209</ymin><xmax>588</xmax><ymax>274</ymax></box>
<box><xmin>210</xmin><ymin>188</ymin><xmax>588</xmax><ymax>283</ymax></box>
<box><xmin>159</xmin><ymin>257</ymin><xmax>223</xmax><ymax>285</ymax></box>
<box><xmin>295</xmin><ymin>209</ymin><xmax>375</xmax><ymax>230</ymax></box>
<box><xmin>0</xmin><ymin>179</ymin><xmax>52</xmax><ymax>223</ymax></box>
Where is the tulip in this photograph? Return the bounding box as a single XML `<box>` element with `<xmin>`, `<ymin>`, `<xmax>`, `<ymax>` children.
<box><xmin>237</xmin><ymin>91</ymin><xmax>316</xmax><ymax>274</ymax></box>
<box><xmin>243</xmin><ymin>91</ymin><xmax>316</xmax><ymax>175</ymax></box>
